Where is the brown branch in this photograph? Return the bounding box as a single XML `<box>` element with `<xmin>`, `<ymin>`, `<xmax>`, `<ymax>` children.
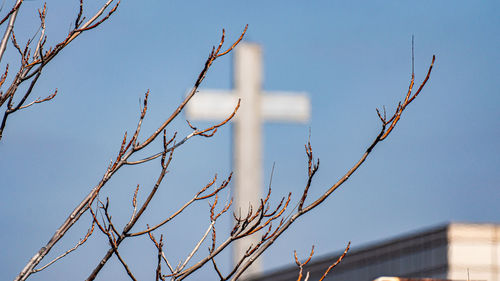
<box><xmin>16</xmin><ymin>24</ymin><xmax>246</xmax><ymax>281</ymax></box>
<box><xmin>130</xmin><ymin>90</ymin><xmax>149</xmax><ymax>148</ymax></box>
<box><xmin>89</xmin><ymin>202</ymin><xmax>109</xmax><ymax>236</ymax></box>
<box><xmin>173</xmin><ymin>188</ymin><xmax>289</xmax><ymax>280</ymax></box>
<box><xmin>33</xmin><ymin>3</ymin><xmax>46</xmax><ymax>60</ymax></box>
<box><xmin>0</xmin><ymin>65</ymin><xmax>43</xmax><ymax>139</ymax></box>
<box><xmin>0</xmin><ymin>0</ymin><xmax>23</xmax><ymax>26</ymax></box>
<box><xmin>83</xmin><ymin>29</ymin><xmax>244</xmax><ymax>279</ymax></box>
<box><xmin>174</xmin><ymin>234</ymin><xmax>234</xmax><ymax>280</ymax></box>
<box><xmin>216</xmin><ymin>25</ymin><xmax>247</xmax><ymax>58</ymax></box>
<box><xmin>210</xmin><ymin>257</ymin><xmax>224</xmax><ymax>280</ymax></box>
<box><xmin>298</xmin><ymin>138</ymin><xmax>319</xmax><ymax>211</ymax></box>
<box><xmin>231</xmin><ymin>56</ymin><xmax>436</xmax><ymax>280</ymax></box>
<box><xmin>0</xmin><ymin>64</ymin><xmax>8</xmax><ymax>91</ymax></box>
<box><xmin>318</xmin><ymin>242</ymin><xmax>350</xmax><ymax>281</ymax></box>
<box><xmin>74</xmin><ymin>0</ymin><xmax>84</xmax><ymax>29</ymax></box>
<box><xmin>73</xmin><ymin>1</ymin><xmax>119</xmax><ymax>33</ymax></box>
<box><xmin>15</xmin><ymin>29</ymin><xmax>431</xmax><ymax>281</ymax></box>
<box><xmin>86</xmin><ymin>140</ymin><xmax>175</xmax><ymax>280</ymax></box>
<box><xmin>136</xmin><ymin>25</ymin><xmax>247</xmax><ymax>150</ymax></box>
<box><xmin>155</xmin><ymin>235</ymin><xmax>165</xmax><ymax>281</ymax></box>
<box><xmin>112</xmin><ymin>245</ymin><xmax>138</xmax><ymax>281</ymax></box>
<box><xmin>149</xmin><ymin>232</ymin><xmax>174</xmax><ymax>274</ymax></box>
<box><xmin>175</xmin><ymin>221</ymin><xmax>215</xmax><ymax>274</ymax></box>
<box><xmin>32</xmin><ymin>221</ymin><xmax>95</xmax><ymax>273</ymax></box>
<box><xmin>125</xmin><ymin>92</ymin><xmax>238</xmax><ymax>166</ymax></box>
<box><xmin>303</xmin><ymin>55</ymin><xmax>436</xmax><ymax>214</ymax></box>
<box><xmin>7</xmin><ymin>6</ymin><xmax>280</xmax><ymax>281</ymax></box>
<box><xmin>241</xmin><ymin>193</ymin><xmax>291</xmax><ymax>237</ymax></box>
<box><xmin>52</xmin><ymin>0</ymin><xmax>118</xmax><ymax>51</ymax></box>
<box><xmin>2</xmin><ymin>0</ymin><xmax>120</xmax><ymax>144</ymax></box>
<box><xmin>127</xmin><ymin>184</ymin><xmax>139</xmax><ymax>224</ymax></box>
<box><xmin>294</xmin><ymin>245</ymin><xmax>314</xmax><ymax>281</ymax></box>
<box><xmin>379</xmin><ymin>55</ymin><xmax>435</xmax><ymax>140</ymax></box>
<box><xmin>0</xmin><ymin>0</ymin><xmax>23</xmax><ymax>62</ymax></box>
<box><xmin>221</xmin><ymin>245</ymin><xmax>257</xmax><ymax>281</ymax></box>
<box><xmin>18</xmin><ymin>89</ymin><xmax>57</xmax><ymax>110</ymax></box>
<box><xmin>89</xmin><ymin>197</ymin><xmax>139</xmax><ymax>281</ymax></box>
<box><xmin>128</xmin><ymin>173</ymin><xmax>231</xmax><ymax>237</ymax></box>
<box><xmin>187</xmin><ymin>98</ymin><xmax>241</xmax><ymax>137</ymax></box>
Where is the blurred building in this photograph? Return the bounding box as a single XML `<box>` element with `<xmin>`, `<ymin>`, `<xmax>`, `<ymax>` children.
<box><xmin>373</xmin><ymin>278</ymin><xmax>479</xmax><ymax>281</ymax></box>
<box><xmin>248</xmin><ymin>223</ymin><xmax>499</xmax><ymax>281</ymax></box>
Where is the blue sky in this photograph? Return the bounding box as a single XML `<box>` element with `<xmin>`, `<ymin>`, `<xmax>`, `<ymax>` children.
<box><xmin>1</xmin><ymin>1</ymin><xmax>499</xmax><ymax>280</ymax></box>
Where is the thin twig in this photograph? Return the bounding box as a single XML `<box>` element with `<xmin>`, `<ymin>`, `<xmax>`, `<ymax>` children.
<box><xmin>318</xmin><ymin>242</ymin><xmax>350</xmax><ymax>281</ymax></box>
<box><xmin>294</xmin><ymin>245</ymin><xmax>314</xmax><ymax>281</ymax></box>
<box><xmin>149</xmin><ymin>232</ymin><xmax>174</xmax><ymax>274</ymax></box>
<box><xmin>32</xmin><ymin>222</ymin><xmax>95</xmax><ymax>273</ymax></box>
<box><xmin>176</xmin><ymin>221</ymin><xmax>215</xmax><ymax>274</ymax></box>
<box><xmin>0</xmin><ymin>0</ymin><xmax>22</xmax><ymax>62</ymax></box>
<box><xmin>230</xmin><ymin>56</ymin><xmax>436</xmax><ymax>280</ymax></box>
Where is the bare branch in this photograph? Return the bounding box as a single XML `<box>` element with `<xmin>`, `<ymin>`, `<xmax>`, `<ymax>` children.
<box><xmin>18</xmin><ymin>89</ymin><xmax>57</xmax><ymax>110</ymax></box>
<box><xmin>136</xmin><ymin>25</ymin><xmax>247</xmax><ymax>150</ymax></box>
<box><xmin>74</xmin><ymin>0</ymin><xmax>84</xmax><ymax>29</ymax></box>
<box><xmin>33</xmin><ymin>3</ymin><xmax>46</xmax><ymax>60</ymax></box>
<box><xmin>187</xmin><ymin>98</ymin><xmax>240</xmax><ymax>138</ymax></box>
<box><xmin>1</xmin><ymin>0</ymin><xmax>121</xmax><ymax>143</ymax></box>
<box><xmin>176</xmin><ymin>221</ymin><xmax>215</xmax><ymax>274</ymax></box>
<box><xmin>128</xmin><ymin>173</ymin><xmax>231</xmax><ymax>237</ymax></box>
<box><xmin>149</xmin><ymin>232</ymin><xmax>174</xmax><ymax>274</ymax></box>
<box><xmin>0</xmin><ymin>0</ymin><xmax>22</xmax><ymax>26</ymax></box>
<box><xmin>379</xmin><ymin>55</ymin><xmax>435</xmax><ymax>140</ymax></box>
<box><xmin>7</xmin><ymin>10</ymin><xmax>435</xmax><ymax>281</ymax></box>
<box><xmin>294</xmin><ymin>245</ymin><xmax>314</xmax><ymax>281</ymax></box>
<box><xmin>32</xmin><ymin>221</ymin><xmax>95</xmax><ymax>273</ymax></box>
<box><xmin>0</xmin><ymin>0</ymin><xmax>23</xmax><ymax>62</ymax></box>
<box><xmin>0</xmin><ymin>65</ymin><xmax>44</xmax><ymax>139</ymax></box>
<box><xmin>125</xmin><ymin>82</ymin><xmax>239</xmax><ymax>166</ymax></box>
<box><xmin>112</xmin><ymin>246</ymin><xmax>138</xmax><ymax>281</ymax></box>
<box><xmin>155</xmin><ymin>235</ymin><xmax>165</xmax><ymax>281</ymax></box>
<box><xmin>318</xmin><ymin>241</ymin><xmax>350</xmax><ymax>281</ymax></box>
<box><xmin>73</xmin><ymin>1</ymin><xmax>119</xmax><ymax>33</ymax></box>
<box><xmin>7</xmin><ymin>5</ymin><xmax>246</xmax><ymax>278</ymax></box>
<box><xmin>231</xmin><ymin>56</ymin><xmax>436</xmax><ymax>280</ymax></box>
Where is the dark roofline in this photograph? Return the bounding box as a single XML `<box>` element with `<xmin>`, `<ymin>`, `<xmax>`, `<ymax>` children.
<box><xmin>248</xmin><ymin>221</ymin><xmax>500</xmax><ymax>281</ymax></box>
<box><xmin>246</xmin><ymin>222</ymin><xmax>453</xmax><ymax>281</ymax></box>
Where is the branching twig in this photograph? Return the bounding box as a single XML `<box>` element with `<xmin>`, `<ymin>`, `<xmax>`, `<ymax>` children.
<box><xmin>1</xmin><ymin>0</ymin><xmax>120</xmax><ymax>142</ymax></box>
<box><xmin>230</xmin><ymin>55</ymin><xmax>435</xmax><ymax>281</ymax></box>
<box><xmin>11</xmin><ymin>12</ymin><xmax>435</xmax><ymax>281</ymax></box>
<box><xmin>32</xmin><ymin>221</ymin><xmax>95</xmax><ymax>273</ymax></box>
<box><xmin>294</xmin><ymin>245</ymin><xmax>314</xmax><ymax>281</ymax></box>
<box><xmin>149</xmin><ymin>232</ymin><xmax>174</xmax><ymax>275</ymax></box>
<box><xmin>176</xmin><ymin>221</ymin><xmax>215</xmax><ymax>274</ymax></box>
<box><xmin>128</xmin><ymin>173</ymin><xmax>231</xmax><ymax>237</ymax></box>
<box><xmin>0</xmin><ymin>0</ymin><xmax>23</xmax><ymax>62</ymax></box>
<box><xmin>155</xmin><ymin>235</ymin><xmax>165</xmax><ymax>281</ymax></box>
<box><xmin>318</xmin><ymin>242</ymin><xmax>350</xmax><ymax>281</ymax></box>
<box><xmin>14</xmin><ymin>24</ymin><xmax>246</xmax><ymax>281</ymax></box>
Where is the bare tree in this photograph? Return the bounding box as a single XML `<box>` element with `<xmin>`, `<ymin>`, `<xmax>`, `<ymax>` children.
<box><xmin>0</xmin><ymin>0</ymin><xmax>119</xmax><ymax>141</ymax></box>
<box><xmin>4</xmin><ymin>2</ymin><xmax>436</xmax><ymax>281</ymax></box>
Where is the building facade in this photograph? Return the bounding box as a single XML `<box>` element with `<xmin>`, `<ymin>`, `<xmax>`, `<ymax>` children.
<box><xmin>248</xmin><ymin>223</ymin><xmax>500</xmax><ymax>281</ymax></box>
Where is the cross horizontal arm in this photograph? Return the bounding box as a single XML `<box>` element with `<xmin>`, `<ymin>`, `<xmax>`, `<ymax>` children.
<box><xmin>186</xmin><ymin>90</ymin><xmax>310</xmax><ymax>123</ymax></box>
<box><xmin>185</xmin><ymin>90</ymin><xmax>236</xmax><ymax>120</ymax></box>
<box><xmin>261</xmin><ymin>92</ymin><xmax>309</xmax><ymax>123</ymax></box>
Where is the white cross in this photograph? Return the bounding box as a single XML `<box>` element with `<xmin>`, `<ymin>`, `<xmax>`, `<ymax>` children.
<box><xmin>186</xmin><ymin>43</ymin><xmax>310</xmax><ymax>276</ymax></box>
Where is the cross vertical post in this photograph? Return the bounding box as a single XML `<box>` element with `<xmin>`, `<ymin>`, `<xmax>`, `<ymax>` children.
<box><xmin>233</xmin><ymin>44</ymin><xmax>263</xmax><ymax>276</ymax></box>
